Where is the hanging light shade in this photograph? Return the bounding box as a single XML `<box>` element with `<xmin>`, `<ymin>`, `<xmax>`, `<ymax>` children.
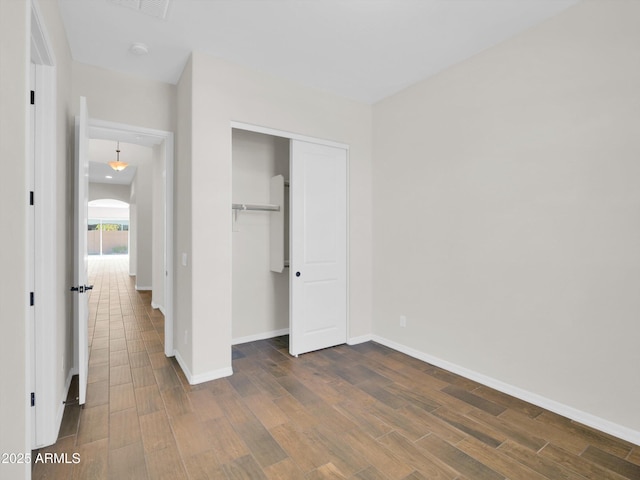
<box><xmin>108</xmin><ymin>142</ymin><xmax>129</xmax><ymax>172</ymax></box>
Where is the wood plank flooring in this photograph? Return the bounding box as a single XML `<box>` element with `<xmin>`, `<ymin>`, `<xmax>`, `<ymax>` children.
<box><xmin>32</xmin><ymin>256</ymin><xmax>639</xmax><ymax>479</ymax></box>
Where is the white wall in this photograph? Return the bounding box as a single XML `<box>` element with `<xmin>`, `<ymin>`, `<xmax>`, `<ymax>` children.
<box><xmin>89</xmin><ymin>182</ymin><xmax>130</xmax><ymax>203</ymax></box>
<box><xmin>372</xmin><ymin>0</ymin><xmax>640</xmax><ymax>441</ymax></box>
<box><xmin>131</xmin><ymin>150</ymin><xmax>153</xmax><ymax>290</ymax></box>
<box><xmin>175</xmin><ymin>52</ymin><xmax>372</xmax><ymax>380</ymax></box>
<box><xmin>72</xmin><ymin>62</ymin><xmax>176</xmax><ymax>133</ymax></box>
<box><xmin>129</xmin><ymin>180</ymin><xmax>137</xmax><ymax>275</ymax></box>
<box><xmin>175</xmin><ymin>57</ymin><xmax>193</xmax><ymax>372</ymax></box>
<box><xmin>152</xmin><ymin>144</ymin><xmax>165</xmax><ymax>310</ymax></box>
<box><xmin>0</xmin><ymin>2</ymin><xmax>30</xmax><ymax>476</ymax></box>
<box><xmin>88</xmin><ymin>205</ymin><xmax>129</xmax><ymax>220</ymax></box>
<box><xmin>232</xmin><ymin>129</ymin><xmax>290</xmax><ymax>341</ymax></box>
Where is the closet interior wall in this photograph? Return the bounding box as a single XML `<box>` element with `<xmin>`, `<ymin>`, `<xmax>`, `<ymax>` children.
<box><xmin>232</xmin><ymin>129</ymin><xmax>290</xmax><ymax>343</ymax></box>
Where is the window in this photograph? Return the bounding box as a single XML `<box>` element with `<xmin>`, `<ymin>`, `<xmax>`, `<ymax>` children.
<box><xmin>88</xmin><ymin>219</ymin><xmax>129</xmax><ymax>255</ymax></box>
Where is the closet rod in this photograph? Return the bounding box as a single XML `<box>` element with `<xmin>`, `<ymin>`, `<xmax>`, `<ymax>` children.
<box><xmin>232</xmin><ymin>203</ymin><xmax>280</xmax><ymax>212</ymax></box>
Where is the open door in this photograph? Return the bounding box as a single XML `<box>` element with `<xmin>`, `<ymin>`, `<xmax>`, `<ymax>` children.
<box><xmin>289</xmin><ymin>140</ymin><xmax>347</xmax><ymax>356</ymax></box>
<box><xmin>72</xmin><ymin>96</ymin><xmax>90</xmax><ymax>405</ymax></box>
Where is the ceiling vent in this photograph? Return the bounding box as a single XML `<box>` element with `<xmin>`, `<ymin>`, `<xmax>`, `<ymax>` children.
<box><xmin>108</xmin><ymin>0</ymin><xmax>170</xmax><ymax>20</ymax></box>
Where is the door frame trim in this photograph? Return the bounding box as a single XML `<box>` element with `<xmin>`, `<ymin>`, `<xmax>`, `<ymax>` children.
<box><xmin>230</xmin><ymin>121</ymin><xmax>349</xmax><ymax>150</ymax></box>
<box><xmin>30</xmin><ymin>0</ymin><xmax>60</xmax><ymax>449</ymax></box>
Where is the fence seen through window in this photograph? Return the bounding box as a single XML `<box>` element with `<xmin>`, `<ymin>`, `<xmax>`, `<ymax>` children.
<box><xmin>88</xmin><ymin>219</ymin><xmax>129</xmax><ymax>255</ymax></box>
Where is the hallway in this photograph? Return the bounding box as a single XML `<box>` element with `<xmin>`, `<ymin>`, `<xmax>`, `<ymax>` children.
<box><xmin>32</xmin><ymin>255</ymin><xmax>180</xmax><ymax>479</ymax></box>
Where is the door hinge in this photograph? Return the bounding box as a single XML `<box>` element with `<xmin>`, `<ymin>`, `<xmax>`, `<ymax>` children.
<box><xmin>30</xmin><ymin>191</ymin><xmax>34</xmax><ymax>206</ymax></box>
<box><xmin>30</xmin><ymin>90</ymin><xmax>35</xmax><ymax>105</ymax></box>
<box><xmin>30</xmin><ymin>292</ymin><xmax>34</xmax><ymax>306</ymax></box>
<box><xmin>31</xmin><ymin>392</ymin><xmax>35</xmax><ymax>407</ymax></box>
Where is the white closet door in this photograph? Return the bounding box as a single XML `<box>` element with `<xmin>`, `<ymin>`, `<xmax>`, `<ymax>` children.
<box><xmin>289</xmin><ymin>140</ymin><xmax>347</xmax><ymax>356</ymax></box>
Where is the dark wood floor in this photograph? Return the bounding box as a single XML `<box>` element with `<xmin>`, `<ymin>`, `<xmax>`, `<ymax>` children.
<box><xmin>33</xmin><ymin>256</ymin><xmax>639</xmax><ymax>480</ymax></box>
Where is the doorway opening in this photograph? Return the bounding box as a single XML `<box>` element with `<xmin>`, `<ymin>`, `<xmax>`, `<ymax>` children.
<box><xmin>86</xmin><ymin>119</ymin><xmax>174</xmax><ymax>356</ymax></box>
<box><xmin>231</xmin><ymin>129</ymin><xmax>290</xmax><ymax>345</ymax></box>
<box><xmin>71</xmin><ymin>106</ymin><xmax>175</xmax><ymax>417</ymax></box>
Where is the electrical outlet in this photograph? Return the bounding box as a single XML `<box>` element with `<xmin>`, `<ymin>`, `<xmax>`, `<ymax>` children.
<box><xmin>184</xmin><ymin>330</ymin><xmax>188</xmax><ymax>345</ymax></box>
<box><xmin>400</xmin><ymin>315</ymin><xmax>407</xmax><ymax>327</ymax></box>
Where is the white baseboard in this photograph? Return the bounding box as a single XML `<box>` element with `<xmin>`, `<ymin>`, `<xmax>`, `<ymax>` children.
<box><xmin>231</xmin><ymin>330</ymin><xmax>370</xmax><ymax>347</ymax></box>
<box><xmin>174</xmin><ymin>349</ymin><xmax>233</xmax><ymax>385</ymax></box>
<box><xmin>371</xmin><ymin>335</ymin><xmax>640</xmax><ymax>447</ymax></box>
<box><xmin>232</xmin><ymin>328</ymin><xmax>289</xmax><ymax>345</ymax></box>
<box><xmin>150</xmin><ymin>301</ymin><xmax>165</xmax><ymax>316</ymax></box>
<box><xmin>135</xmin><ymin>285</ymin><xmax>152</xmax><ymax>291</ymax></box>
<box><xmin>347</xmin><ymin>334</ymin><xmax>373</xmax><ymax>346</ymax></box>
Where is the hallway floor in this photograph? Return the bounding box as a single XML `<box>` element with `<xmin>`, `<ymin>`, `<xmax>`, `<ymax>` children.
<box><xmin>31</xmin><ymin>256</ymin><xmax>639</xmax><ymax>479</ymax></box>
<box><xmin>32</xmin><ymin>255</ymin><xmax>174</xmax><ymax>479</ymax></box>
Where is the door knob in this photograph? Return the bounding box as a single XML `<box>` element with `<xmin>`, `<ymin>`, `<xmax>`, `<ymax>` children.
<box><xmin>295</xmin><ymin>272</ymin><xmax>301</xmax><ymax>277</ymax></box>
<box><xmin>70</xmin><ymin>285</ymin><xmax>93</xmax><ymax>293</ymax></box>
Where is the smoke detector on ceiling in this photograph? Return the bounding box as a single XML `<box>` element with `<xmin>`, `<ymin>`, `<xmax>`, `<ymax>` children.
<box><xmin>108</xmin><ymin>0</ymin><xmax>170</xmax><ymax>20</ymax></box>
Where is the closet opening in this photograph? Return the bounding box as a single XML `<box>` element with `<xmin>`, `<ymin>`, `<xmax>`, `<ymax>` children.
<box><xmin>231</xmin><ymin>122</ymin><xmax>349</xmax><ymax>357</ymax></box>
<box><xmin>232</xmin><ymin>129</ymin><xmax>291</xmax><ymax>345</ymax></box>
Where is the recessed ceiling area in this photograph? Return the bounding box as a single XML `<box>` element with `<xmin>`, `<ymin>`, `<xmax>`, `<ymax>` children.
<box><xmin>58</xmin><ymin>0</ymin><xmax>579</xmax><ymax>104</ymax></box>
<box><xmin>89</xmin><ymin>139</ymin><xmax>154</xmax><ymax>186</ymax></box>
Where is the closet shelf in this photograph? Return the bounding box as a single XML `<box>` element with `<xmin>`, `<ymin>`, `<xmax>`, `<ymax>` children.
<box><xmin>232</xmin><ymin>203</ymin><xmax>280</xmax><ymax>212</ymax></box>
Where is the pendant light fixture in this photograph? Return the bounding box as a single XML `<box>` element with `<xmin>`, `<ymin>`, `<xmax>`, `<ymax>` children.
<box><xmin>108</xmin><ymin>142</ymin><xmax>129</xmax><ymax>172</ymax></box>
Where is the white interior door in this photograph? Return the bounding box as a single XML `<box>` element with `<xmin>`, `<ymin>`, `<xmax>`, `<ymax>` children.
<box><xmin>74</xmin><ymin>96</ymin><xmax>90</xmax><ymax>405</ymax></box>
<box><xmin>289</xmin><ymin>140</ymin><xmax>347</xmax><ymax>356</ymax></box>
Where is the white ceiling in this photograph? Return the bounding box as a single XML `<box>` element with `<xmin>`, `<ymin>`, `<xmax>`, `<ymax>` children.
<box><xmin>58</xmin><ymin>0</ymin><xmax>579</xmax><ymax>104</ymax></box>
